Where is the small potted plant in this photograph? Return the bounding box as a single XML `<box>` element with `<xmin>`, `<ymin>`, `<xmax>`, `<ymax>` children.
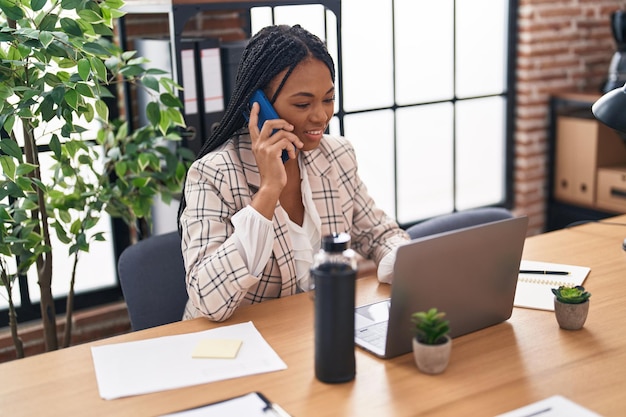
<box><xmin>410</xmin><ymin>308</ymin><xmax>451</xmax><ymax>374</ymax></box>
<box><xmin>551</xmin><ymin>285</ymin><xmax>591</xmax><ymax>330</ymax></box>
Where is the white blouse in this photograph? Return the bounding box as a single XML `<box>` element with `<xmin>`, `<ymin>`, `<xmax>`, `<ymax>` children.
<box><xmin>230</xmin><ymin>155</ymin><xmax>395</xmax><ymax>287</ymax></box>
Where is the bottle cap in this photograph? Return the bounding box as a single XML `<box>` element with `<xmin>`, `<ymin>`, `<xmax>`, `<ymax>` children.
<box><xmin>321</xmin><ymin>233</ymin><xmax>351</xmax><ymax>252</ymax></box>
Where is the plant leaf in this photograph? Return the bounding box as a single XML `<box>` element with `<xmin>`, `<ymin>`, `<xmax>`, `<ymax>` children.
<box><xmin>60</xmin><ymin>17</ymin><xmax>84</xmax><ymax>37</ymax></box>
<box><xmin>65</xmin><ymin>89</ymin><xmax>79</xmax><ymax>110</ymax></box>
<box><xmin>146</xmin><ymin>101</ymin><xmax>160</xmax><ymax>126</ymax></box>
<box><xmin>142</xmin><ymin>75</ymin><xmax>159</xmax><ymax>92</ymax></box>
<box><xmin>0</xmin><ymin>155</ymin><xmax>17</xmax><ymax>180</ymax></box>
<box><xmin>78</xmin><ymin>58</ymin><xmax>91</xmax><ymax>81</ymax></box>
<box><xmin>0</xmin><ymin>0</ymin><xmax>25</xmax><ymax>20</ymax></box>
<box><xmin>0</xmin><ymin>139</ymin><xmax>23</xmax><ymax>160</ymax></box>
<box><xmin>31</xmin><ymin>0</ymin><xmax>47</xmax><ymax>11</ymax></box>
<box><xmin>39</xmin><ymin>31</ymin><xmax>54</xmax><ymax>48</ymax></box>
<box><xmin>160</xmin><ymin>92</ymin><xmax>182</xmax><ymax>108</ymax></box>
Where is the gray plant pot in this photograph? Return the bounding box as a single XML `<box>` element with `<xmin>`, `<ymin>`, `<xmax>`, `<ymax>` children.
<box><xmin>412</xmin><ymin>335</ymin><xmax>452</xmax><ymax>374</ymax></box>
<box><xmin>554</xmin><ymin>298</ymin><xmax>589</xmax><ymax>330</ymax></box>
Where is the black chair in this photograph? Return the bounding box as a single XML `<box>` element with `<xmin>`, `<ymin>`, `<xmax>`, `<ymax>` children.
<box><xmin>117</xmin><ymin>231</ymin><xmax>188</xmax><ymax>331</ymax></box>
<box><xmin>406</xmin><ymin>207</ymin><xmax>514</xmax><ymax>239</ymax></box>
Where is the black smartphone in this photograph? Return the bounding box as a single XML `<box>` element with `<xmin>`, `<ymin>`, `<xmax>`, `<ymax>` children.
<box><xmin>243</xmin><ymin>90</ymin><xmax>291</xmax><ymax>163</ymax></box>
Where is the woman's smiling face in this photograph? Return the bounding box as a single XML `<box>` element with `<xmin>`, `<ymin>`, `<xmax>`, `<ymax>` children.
<box><xmin>267</xmin><ymin>58</ymin><xmax>335</xmax><ymax>152</ymax></box>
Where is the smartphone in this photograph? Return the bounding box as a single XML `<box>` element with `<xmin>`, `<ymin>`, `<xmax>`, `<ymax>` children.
<box><xmin>243</xmin><ymin>90</ymin><xmax>291</xmax><ymax>163</ymax></box>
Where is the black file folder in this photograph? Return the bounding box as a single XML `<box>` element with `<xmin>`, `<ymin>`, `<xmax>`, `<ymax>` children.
<box><xmin>134</xmin><ymin>37</ymin><xmax>228</xmax><ymax>156</ymax></box>
<box><xmin>220</xmin><ymin>39</ymin><xmax>248</xmax><ymax>106</ymax></box>
<box><xmin>159</xmin><ymin>392</ymin><xmax>292</xmax><ymax>416</ymax></box>
<box><xmin>179</xmin><ymin>40</ymin><xmax>204</xmax><ymax>155</ymax></box>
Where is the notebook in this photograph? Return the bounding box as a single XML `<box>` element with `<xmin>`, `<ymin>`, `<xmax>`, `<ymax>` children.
<box><xmin>354</xmin><ymin>215</ymin><xmax>529</xmax><ymax>359</ymax></box>
<box><xmin>514</xmin><ymin>260</ymin><xmax>590</xmax><ymax>311</ymax></box>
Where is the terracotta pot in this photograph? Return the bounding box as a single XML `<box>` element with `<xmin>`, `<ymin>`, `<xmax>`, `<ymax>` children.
<box><xmin>554</xmin><ymin>299</ymin><xmax>589</xmax><ymax>330</ymax></box>
<box><xmin>412</xmin><ymin>335</ymin><xmax>452</xmax><ymax>374</ymax></box>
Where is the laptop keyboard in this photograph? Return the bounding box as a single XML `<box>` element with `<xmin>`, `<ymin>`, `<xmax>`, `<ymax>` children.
<box><xmin>356</xmin><ymin>321</ymin><xmax>388</xmax><ymax>349</ymax></box>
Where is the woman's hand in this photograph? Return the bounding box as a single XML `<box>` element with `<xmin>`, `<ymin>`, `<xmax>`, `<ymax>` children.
<box><xmin>248</xmin><ymin>101</ymin><xmax>301</xmax><ymax>165</ymax></box>
<box><xmin>247</xmin><ymin>102</ymin><xmax>303</xmax><ymax>219</ymax></box>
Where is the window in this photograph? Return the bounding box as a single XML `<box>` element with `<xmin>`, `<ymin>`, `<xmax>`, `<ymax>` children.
<box><xmin>254</xmin><ymin>0</ymin><xmax>517</xmax><ymax>226</ymax></box>
<box><xmin>0</xmin><ymin>99</ymin><xmax>120</xmax><ymax>323</ymax></box>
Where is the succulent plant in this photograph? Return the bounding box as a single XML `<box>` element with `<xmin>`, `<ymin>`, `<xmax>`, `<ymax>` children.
<box><xmin>411</xmin><ymin>307</ymin><xmax>450</xmax><ymax>345</ymax></box>
<box><xmin>551</xmin><ymin>285</ymin><xmax>591</xmax><ymax>304</ymax></box>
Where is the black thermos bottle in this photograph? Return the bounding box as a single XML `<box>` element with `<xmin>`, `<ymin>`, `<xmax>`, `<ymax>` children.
<box><xmin>311</xmin><ymin>232</ymin><xmax>357</xmax><ymax>383</ymax></box>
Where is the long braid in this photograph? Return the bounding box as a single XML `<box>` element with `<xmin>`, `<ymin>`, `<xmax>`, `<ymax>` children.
<box><xmin>177</xmin><ymin>24</ymin><xmax>335</xmax><ymax>232</ymax></box>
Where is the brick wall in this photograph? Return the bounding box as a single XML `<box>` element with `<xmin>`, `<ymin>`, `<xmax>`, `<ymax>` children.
<box><xmin>514</xmin><ymin>0</ymin><xmax>622</xmax><ymax>235</ymax></box>
<box><xmin>121</xmin><ymin>10</ymin><xmax>247</xmax><ymax>46</ymax></box>
<box><xmin>1</xmin><ymin>1</ymin><xmax>623</xmax><ymax>363</ymax></box>
<box><xmin>0</xmin><ymin>302</ymin><xmax>131</xmax><ymax>362</ymax></box>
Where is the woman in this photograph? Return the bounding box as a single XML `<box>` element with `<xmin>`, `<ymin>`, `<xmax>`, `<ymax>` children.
<box><xmin>178</xmin><ymin>24</ymin><xmax>409</xmax><ymax>322</ymax></box>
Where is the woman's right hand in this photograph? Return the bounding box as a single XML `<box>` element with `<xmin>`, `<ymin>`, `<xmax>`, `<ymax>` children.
<box><xmin>247</xmin><ymin>102</ymin><xmax>302</xmax><ymax>219</ymax></box>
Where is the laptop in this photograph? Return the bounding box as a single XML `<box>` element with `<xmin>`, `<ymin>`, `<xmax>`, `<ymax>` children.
<box><xmin>354</xmin><ymin>215</ymin><xmax>528</xmax><ymax>359</ymax></box>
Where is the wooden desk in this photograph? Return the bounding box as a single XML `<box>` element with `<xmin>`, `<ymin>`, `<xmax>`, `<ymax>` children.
<box><xmin>2</xmin><ymin>217</ymin><xmax>626</xmax><ymax>416</ymax></box>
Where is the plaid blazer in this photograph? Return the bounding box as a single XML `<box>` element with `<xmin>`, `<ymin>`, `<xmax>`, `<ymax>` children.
<box><xmin>180</xmin><ymin>133</ymin><xmax>409</xmax><ymax>321</ymax></box>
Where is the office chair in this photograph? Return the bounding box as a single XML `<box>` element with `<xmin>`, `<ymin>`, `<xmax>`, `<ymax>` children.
<box><xmin>117</xmin><ymin>231</ymin><xmax>188</xmax><ymax>331</ymax></box>
<box><xmin>406</xmin><ymin>207</ymin><xmax>514</xmax><ymax>239</ymax></box>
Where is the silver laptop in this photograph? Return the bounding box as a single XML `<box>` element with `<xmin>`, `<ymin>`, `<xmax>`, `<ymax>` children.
<box><xmin>355</xmin><ymin>215</ymin><xmax>528</xmax><ymax>359</ymax></box>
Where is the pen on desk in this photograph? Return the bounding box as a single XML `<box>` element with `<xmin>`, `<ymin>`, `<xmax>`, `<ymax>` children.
<box><xmin>263</xmin><ymin>402</ymin><xmax>292</xmax><ymax>417</ymax></box>
<box><xmin>521</xmin><ymin>407</ymin><xmax>552</xmax><ymax>417</ymax></box>
<box><xmin>258</xmin><ymin>392</ymin><xmax>292</xmax><ymax>417</ymax></box>
<box><xmin>519</xmin><ymin>270</ymin><xmax>570</xmax><ymax>275</ymax></box>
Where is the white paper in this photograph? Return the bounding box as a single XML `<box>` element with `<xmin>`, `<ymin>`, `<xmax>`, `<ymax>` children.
<box><xmin>496</xmin><ymin>395</ymin><xmax>603</xmax><ymax>417</ymax></box>
<box><xmin>91</xmin><ymin>321</ymin><xmax>287</xmax><ymax>400</ymax></box>
<box><xmin>514</xmin><ymin>260</ymin><xmax>591</xmax><ymax>311</ymax></box>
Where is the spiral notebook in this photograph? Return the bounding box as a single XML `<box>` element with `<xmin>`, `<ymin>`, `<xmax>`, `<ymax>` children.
<box><xmin>514</xmin><ymin>260</ymin><xmax>591</xmax><ymax>311</ymax></box>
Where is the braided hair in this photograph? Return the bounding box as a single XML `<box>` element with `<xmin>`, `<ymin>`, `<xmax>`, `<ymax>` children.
<box><xmin>177</xmin><ymin>24</ymin><xmax>336</xmax><ymax>231</ymax></box>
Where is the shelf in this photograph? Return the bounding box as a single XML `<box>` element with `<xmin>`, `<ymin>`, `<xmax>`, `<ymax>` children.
<box><xmin>118</xmin><ymin>0</ymin><xmax>343</xmax><ymax>156</ymax></box>
<box><xmin>547</xmin><ymin>92</ymin><xmax>626</xmax><ymax>230</ymax></box>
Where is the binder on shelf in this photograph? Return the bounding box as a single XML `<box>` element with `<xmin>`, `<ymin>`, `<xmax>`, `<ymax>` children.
<box><xmin>197</xmin><ymin>38</ymin><xmax>225</xmax><ymax>147</ymax></box>
<box><xmin>135</xmin><ymin>37</ymin><xmax>241</xmax><ymax>157</ymax></box>
<box><xmin>179</xmin><ymin>40</ymin><xmax>204</xmax><ymax>155</ymax></box>
<box><xmin>220</xmin><ymin>39</ymin><xmax>248</xmax><ymax>106</ymax></box>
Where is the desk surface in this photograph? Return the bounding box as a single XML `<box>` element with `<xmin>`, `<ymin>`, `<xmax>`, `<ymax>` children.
<box><xmin>2</xmin><ymin>217</ymin><xmax>626</xmax><ymax>417</ymax></box>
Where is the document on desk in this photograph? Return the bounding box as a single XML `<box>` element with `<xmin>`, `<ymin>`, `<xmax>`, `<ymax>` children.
<box><xmin>91</xmin><ymin>321</ymin><xmax>287</xmax><ymax>400</ymax></box>
<box><xmin>495</xmin><ymin>395</ymin><xmax>602</xmax><ymax>416</ymax></box>
<box><xmin>160</xmin><ymin>392</ymin><xmax>292</xmax><ymax>417</ymax></box>
<box><xmin>514</xmin><ymin>260</ymin><xmax>591</xmax><ymax>311</ymax></box>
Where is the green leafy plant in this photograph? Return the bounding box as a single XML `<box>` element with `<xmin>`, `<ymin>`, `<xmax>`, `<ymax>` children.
<box><xmin>0</xmin><ymin>0</ymin><xmax>193</xmax><ymax>358</ymax></box>
<box><xmin>551</xmin><ymin>285</ymin><xmax>591</xmax><ymax>304</ymax></box>
<box><xmin>411</xmin><ymin>307</ymin><xmax>450</xmax><ymax>345</ymax></box>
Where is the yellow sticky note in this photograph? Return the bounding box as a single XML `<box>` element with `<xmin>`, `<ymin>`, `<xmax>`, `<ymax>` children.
<box><xmin>191</xmin><ymin>339</ymin><xmax>243</xmax><ymax>359</ymax></box>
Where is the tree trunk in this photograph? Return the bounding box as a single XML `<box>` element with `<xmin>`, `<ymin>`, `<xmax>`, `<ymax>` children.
<box><xmin>62</xmin><ymin>253</ymin><xmax>80</xmax><ymax>348</ymax></box>
<box><xmin>8</xmin><ymin>301</ymin><xmax>24</xmax><ymax>359</ymax></box>
<box><xmin>22</xmin><ymin>124</ymin><xmax>58</xmax><ymax>351</ymax></box>
<box><xmin>0</xmin><ymin>270</ymin><xmax>24</xmax><ymax>359</ymax></box>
